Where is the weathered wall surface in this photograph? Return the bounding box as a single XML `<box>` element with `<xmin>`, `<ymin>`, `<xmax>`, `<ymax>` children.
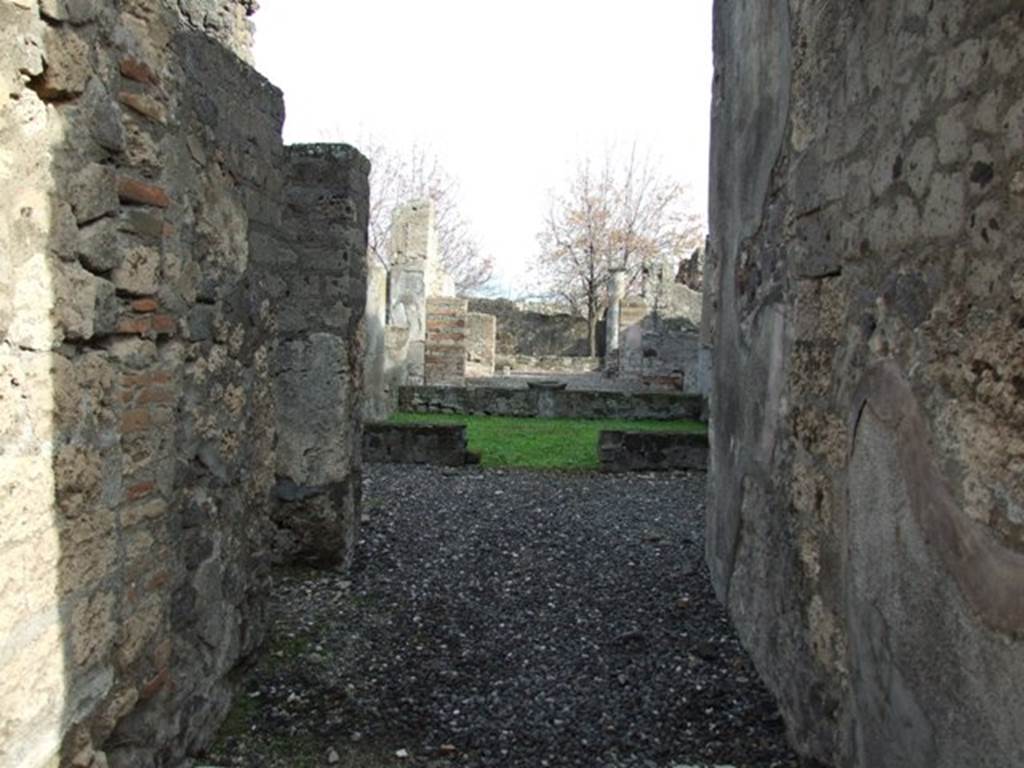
<box><xmin>706</xmin><ymin>2</ymin><xmax>1024</xmax><ymax>766</ymax></box>
<box><xmin>362</xmin><ymin>259</ymin><xmax>389</xmax><ymax>420</ymax></box>
<box><xmin>605</xmin><ymin>269</ymin><xmax>702</xmax><ymax>392</ymax></box>
<box><xmin>387</xmin><ymin>201</ymin><xmax>435</xmax><ymax>384</ymax></box>
<box><xmin>642</xmin><ymin>260</ymin><xmax>703</xmax><ymax>325</ymax></box>
<box><xmin>363</xmin><ymin>423</ymin><xmax>469</xmax><ymax>466</ymax></box>
<box><xmin>467</xmin><ymin>298</ymin><xmax>603</xmax><ymax>358</ymax></box>
<box><xmin>0</xmin><ymin>2</ymin><xmax>366</xmax><ymax>766</ymax></box>
<box><xmin>400</xmin><ymin>385</ymin><xmax>703</xmax><ymax>421</ymax></box>
<box><xmin>494</xmin><ymin>354</ymin><xmax>602</xmax><ymax>375</ymax></box>
<box><xmin>464</xmin><ymin>311</ymin><xmax>496</xmax><ymax>378</ymax></box>
<box><xmin>598</xmin><ymin>430</ymin><xmax>708</xmax><ymax>474</ymax></box>
<box><xmin>264</xmin><ymin>145</ymin><xmax>368</xmax><ymax>569</ymax></box>
<box><xmin>423</xmin><ymin>297</ymin><xmax>467</xmax><ymax>385</ymax></box>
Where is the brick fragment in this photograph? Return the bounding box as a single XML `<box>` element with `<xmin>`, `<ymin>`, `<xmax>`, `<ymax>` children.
<box><xmin>122</xmin><ymin>370</ymin><xmax>173</xmax><ymax>388</ymax></box>
<box><xmin>139</xmin><ymin>667</ymin><xmax>169</xmax><ymax>700</ymax></box>
<box><xmin>115</xmin><ymin>316</ymin><xmax>152</xmax><ymax>336</ymax></box>
<box><xmin>121</xmin><ymin>409</ymin><xmax>151</xmax><ymax>433</ymax></box>
<box><xmin>131</xmin><ymin>298</ymin><xmax>158</xmax><ymax>313</ymax></box>
<box><xmin>137</xmin><ymin>386</ymin><xmax>175</xmax><ymax>405</ymax></box>
<box><xmin>151</xmin><ymin>314</ymin><xmax>176</xmax><ymax>335</ymax></box>
<box><xmin>119</xmin><ymin>91</ymin><xmax>167</xmax><ymax>124</ymax></box>
<box><xmin>118</xmin><ymin>177</ymin><xmax>171</xmax><ymax>208</ymax></box>
<box><xmin>126</xmin><ymin>481</ymin><xmax>155</xmax><ymax>501</ymax></box>
<box><xmin>119</xmin><ymin>58</ymin><xmax>159</xmax><ymax>85</ymax></box>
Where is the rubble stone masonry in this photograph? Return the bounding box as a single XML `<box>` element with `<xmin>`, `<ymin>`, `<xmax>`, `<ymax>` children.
<box><xmin>706</xmin><ymin>2</ymin><xmax>1024</xmax><ymax>766</ymax></box>
<box><xmin>0</xmin><ymin>2</ymin><xmax>367</xmax><ymax>766</ymax></box>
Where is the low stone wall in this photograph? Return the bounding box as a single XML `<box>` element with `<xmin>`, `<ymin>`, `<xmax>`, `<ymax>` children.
<box><xmin>495</xmin><ymin>354</ymin><xmax>602</xmax><ymax>375</ymax></box>
<box><xmin>363</xmin><ymin>424</ymin><xmax>468</xmax><ymax>466</ymax></box>
<box><xmin>399</xmin><ymin>386</ymin><xmax>702</xmax><ymax>421</ymax></box>
<box><xmin>598</xmin><ymin>431</ymin><xmax>708</xmax><ymax>473</ymax></box>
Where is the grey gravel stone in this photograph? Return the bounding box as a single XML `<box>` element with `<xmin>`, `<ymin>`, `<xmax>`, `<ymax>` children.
<box><xmin>203</xmin><ymin>466</ymin><xmax>812</xmax><ymax>768</ymax></box>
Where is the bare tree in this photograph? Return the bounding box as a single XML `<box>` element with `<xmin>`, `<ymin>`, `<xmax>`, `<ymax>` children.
<box><xmin>361</xmin><ymin>139</ymin><xmax>494</xmax><ymax>294</ymax></box>
<box><xmin>535</xmin><ymin>148</ymin><xmax>704</xmax><ymax>354</ymax></box>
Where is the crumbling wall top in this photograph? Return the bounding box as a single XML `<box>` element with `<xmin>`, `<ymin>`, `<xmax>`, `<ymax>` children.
<box><xmin>176</xmin><ymin>0</ymin><xmax>259</xmax><ymax>63</ymax></box>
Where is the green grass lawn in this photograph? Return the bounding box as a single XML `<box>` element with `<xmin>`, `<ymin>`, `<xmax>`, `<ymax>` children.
<box><xmin>388</xmin><ymin>412</ymin><xmax>707</xmax><ymax>471</ymax></box>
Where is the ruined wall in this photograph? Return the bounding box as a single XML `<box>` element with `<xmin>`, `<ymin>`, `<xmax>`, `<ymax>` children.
<box><xmin>0</xmin><ymin>2</ymin><xmax>366</xmax><ymax>766</ymax></box>
<box><xmin>642</xmin><ymin>259</ymin><xmax>703</xmax><ymax>325</ymax></box>
<box><xmin>264</xmin><ymin>145</ymin><xmax>368</xmax><ymax>569</ymax></box>
<box><xmin>467</xmin><ymin>297</ymin><xmax>602</xmax><ymax>357</ymax></box>
<box><xmin>464</xmin><ymin>311</ymin><xmax>496</xmax><ymax>378</ymax></box>
<box><xmin>706</xmin><ymin>2</ymin><xmax>1024</xmax><ymax>766</ymax></box>
<box><xmin>494</xmin><ymin>354</ymin><xmax>602</xmax><ymax>376</ymax></box>
<box><xmin>362</xmin><ymin>258</ymin><xmax>389</xmax><ymax>420</ymax></box>
<box><xmin>424</xmin><ymin>297</ymin><xmax>467</xmax><ymax>385</ymax></box>
<box><xmin>387</xmin><ymin>200</ymin><xmax>434</xmax><ymax>384</ymax></box>
<box><xmin>400</xmin><ymin>385</ymin><xmax>703</xmax><ymax>421</ymax></box>
<box><xmin>176</xmin><ymin>0</ymin><xmax>257</xmax><ymax>61</ymax></box>
<box><xmin>367</xmin><ymin>200</ymin><xmax>458</xmax><ymax>414</ymax></box>
<box><xmin>363</xmin><ymin>423</ymin><xmax>469</xmax><ymax>467</ymax></box>
<box><xmin>607</xmin><ymin>270</ymin><xmax>701</xmax><ymax>392</ymax></box>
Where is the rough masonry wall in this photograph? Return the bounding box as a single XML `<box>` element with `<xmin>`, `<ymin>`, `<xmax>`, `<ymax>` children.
<box><xmin>0</xmin><ymin>3</ymin><xmax>367</xmax><ymax>767</ymax></box>
<box><xmin>464</xmin><ymin>311</ymin><xmax>496</xmax><ymax>378</ymax></box>
<box><xmin>264</xmin><ymin>146</ymin><xmax>368</xmax><ymax>569</ymax></box>
<box><xmin>706</xmin><ymin>2</ymin><xmax>1024</xmax><ymax>767</ymax></box>
<box><xmin>362</xmin><ymin>259</ymin><xmax>389</xmax><ymax>420</ymax></box>
<box><xmin>387</xmin><ymin>201</ymin><xmax>436</xmax><ymax>384</ymax></box>
<box><xmin>467</xmin><ymin>298</ymin><xmax>602</xmax><ymax>358</ymax></box>
<box><xmin>424</xmin><ymin>297</ymin><xmax>468</xmax><ymax>385</ymax></box>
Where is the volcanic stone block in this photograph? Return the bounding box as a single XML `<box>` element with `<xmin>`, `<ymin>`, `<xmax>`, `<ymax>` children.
<box><xmin>363</xmin><ymin>423</ymin><xmax>468</xmax><ymax>466</ymax></box>
<box><xmin>598</xmin><ymin>430</ymin><xmax>708</xmax><ymax>473</ymax></box>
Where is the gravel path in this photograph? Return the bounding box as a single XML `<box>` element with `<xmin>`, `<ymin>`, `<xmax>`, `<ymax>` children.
<box><xmin>204</xmin><ymin>466</ymin><xmax>809</xmax><ymax>768</ymax></box>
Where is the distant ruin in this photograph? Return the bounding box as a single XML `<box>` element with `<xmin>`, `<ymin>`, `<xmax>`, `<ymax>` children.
<box><xmin>364</xmin><ymin>199</ymin><xmax>708</xmax><ymax>422</ymax></box>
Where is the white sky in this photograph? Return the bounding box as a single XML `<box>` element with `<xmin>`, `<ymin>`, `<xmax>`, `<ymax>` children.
<box><xmin>252</xmin><ymin>1</ymin><xmax>713</xmax><ymax>296</ymax></box>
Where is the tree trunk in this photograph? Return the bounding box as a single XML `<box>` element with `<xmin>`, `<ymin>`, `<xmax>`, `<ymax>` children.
<box><xmin>587</xmin><ymin>302</ymin><xmax>598</xmax><ymax>357</ymax></box>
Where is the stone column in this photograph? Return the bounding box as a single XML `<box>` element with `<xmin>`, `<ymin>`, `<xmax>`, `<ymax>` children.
<box><xmin>387</xmin><ymin>200</ymin><xmax>437</xmax><ymax>384</ymax></box>
<box><xmin>363</xmin><ymin>257</ymin><xmax>389</xmax><ymax>420</ymax></box>
<box><xmin>465</xmin><ymin>312</ymin><xmax>497</xmax><ymax>377</ymax></box>
<box><xmin>605</xmin><ymin>268</ymin><xmax>626</xmax><ymax>372</ymax></box>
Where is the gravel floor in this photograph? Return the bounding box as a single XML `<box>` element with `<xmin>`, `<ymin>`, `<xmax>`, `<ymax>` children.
<box><xmin>203</xmin><ymin>465</ymin><xmax>810</xmax><ymax>768</ymax></box>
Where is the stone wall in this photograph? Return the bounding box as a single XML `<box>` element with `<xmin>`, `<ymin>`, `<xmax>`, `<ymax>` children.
<box><xmin>494</xmin><ymin>354</ymin><xmax>602</xmax><ymax>375</ymax></box>
<box><xmin>642</xmin><ymin>258</ymin><xmax>703</xmax><ymax>325</ymax></box>
<box><xmin>467</xmin><ymin>297</ymin><xmax>603</xmax><ymax>357</ymax></box>
<box><xmin>362</xmin><ymin>259</ymin><xmax>389</xmax><ymax>420</ymax></box>
<box><xmin>363</xmin><ymin>423</ymin><xmax>469</xmax><ymax>466</ymax></box>
<box><xmin>400</xmin><ymin>385</ymin><xmax>703</xmax><ymax>422</ymax></box>
<box><xmin>607</xmin><ymin>290</ymin><xmax>701</xmax><ymax>393</ymax></box>
<box><xmin>598</xmin><ymin>431</ymin><xmax>708</xmax><ymax>473</ymax></box>
<box><xmin>176</xmin><ymin>0</ymin><xmax>257</xmax><ymax>62</ymax></box>
<box><xmin>424</xmin><ymin>297</ymin><xmax>467</xmax><ymax>385</ymax></box>
<box><xmin>0</xmin><ymin>3</ymin><xmax>367</xmax><ymax>767</ymax></box>
<box><xmin>706</xmin><ymin>2</ymin><xmax>1024</xmax><ymax>767</ymax></box>
<box><xmin>367</xmin><ymin>200</ymin><xmax>459</xmax><ymax>413</ymax></box>
<box><xmin>264</xmin><ymin>145</ymin><xmax>368</xmax><ymax>568</ymax></box>
<box><xmin>387</xmin><ymin>201</ymin><xmax>435</xmax><ymax>385</ymax></box>
<box><xmin>465</xmin><ymin>312</ymin><xmax>496</xmax><ymax>378</ymax></box>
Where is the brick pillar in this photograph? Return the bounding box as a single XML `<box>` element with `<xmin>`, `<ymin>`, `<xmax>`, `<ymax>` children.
<box><xmin>424</xmin><ymin>297</ymin><xmax>468</xmax><ymax>385</ymax></box>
